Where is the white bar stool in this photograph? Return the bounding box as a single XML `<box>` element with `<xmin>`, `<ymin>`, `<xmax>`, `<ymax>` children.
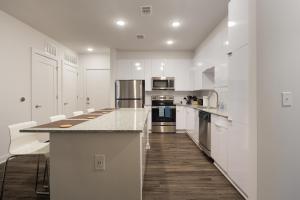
<box><xmin>49</xmin><ymin>114</ymin><xmax>66</xmax><ymax>122</ymax></box>
<box><xmin>1</xmin><ymin>121</ymin><xmax>50</xmax><ymax>199</ymax></box>
<box><xmin>87</xmin><ymin>108</ymin><xmax>95</xmax><ymax>113</ymax></box>
<box><xmin>73</xmin><ymin>111</ymin><xmax>84</xmax><ymax>116</ymax></box>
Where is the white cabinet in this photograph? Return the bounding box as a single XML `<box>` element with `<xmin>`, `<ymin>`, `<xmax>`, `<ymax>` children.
<box><xmin>215</xmin><ymin>64</ymin><xmax>228</xmax><ymax>87</ymax></box>
<box><xmin>131</xmin><ymin>60</ymin><xmax>145</xmax><ymax>80</ymax></box>
<box><xmin>144</xmin><ymin>60</ymin><xmax>152</xmax><ymax>91</ymax></box>
<box><xmin>193</xmin><ymin>67</ymin><xmax>203</xmax><ymax>90</ymax></box>
<box><xmin>176</xmin><ymin>106</ymin><xmax>186</xmax><ymax>130</ymax></box>
<box><xmin>151</xmin><ymin>59</ymin><xmax>166</xmax><ymax>77</ymax></box>
<box><xmin>227</xmin><ymin>36</ymin><xmax>249</xmax><ymax>195</ymax></box>
<box><xmin>228</xmin><ymin>121</ymin><xmax>248</xmax><ymax>195</ymax></box>
<box><xmin>228</xmin><ymin>45</ymin><xmax>248</xmax><ymax>124</ymax></box>
<box><xmin>211</xmin><ymin>115</ymin><xmax>229</xmax><ymax>172</ymax></box>
<box><xmin>228</xmin><ymin>0</ymin><xmax>249</xmax><ymax>52</ymax></box>
<box><xmin>165</xmin><ymin>59</ymin><xmax>192</xmax><ymax>91</ymax></box>
<box><xmin>193</xmin><ymin>109</ymin><xmax>199</xmax><ymax>143</ymax></box>
<box><xmin>116</xmin><ymin>60</ymin><xmax>132</xmax><ymax>80</ymax></box>
<box><xmin>185</xmin><ymin>107</ymin><xmax>199</xmax><ymax>145</ymax></box>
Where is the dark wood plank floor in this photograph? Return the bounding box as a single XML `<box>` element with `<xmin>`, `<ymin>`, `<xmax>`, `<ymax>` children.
<box><xmin>143</xmin><ymin>133</ymin><xmax>245</xmax><ymax>200</ymax></box>
<box><xmin>0</xmin><ymin>133</ymin><xmax>244</xmax><ymax>200</ymax></box>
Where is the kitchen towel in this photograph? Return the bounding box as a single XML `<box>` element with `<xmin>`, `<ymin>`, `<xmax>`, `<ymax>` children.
<box><xmin>165</xmin><ymin>106</ymin><xmax>171</xmax><ymax>118</ymax></box>
<box><xmin>159</xmin><ymin>106</ymin><xmax>165</xmax><ymax>117</ymax></box>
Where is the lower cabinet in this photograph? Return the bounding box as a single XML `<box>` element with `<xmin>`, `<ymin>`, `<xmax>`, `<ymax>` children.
<box><xmin>227</xmin><ymin>121</ymin><xmax>248</xmax><ymax>196</ymax></box>
<box><xmin>211</xmin><ymin>115</ymin><xmax>229</xmax><ymax>172</ymax></box>
<box><xmin>176</xmin><ymin>106</ymin><xmax>186</xmax><ymax>130</ymax></box>
<box><xmin>185</xmin><ymin>107</ymin><xmax>199</xmax><ymax>145</ymax></box>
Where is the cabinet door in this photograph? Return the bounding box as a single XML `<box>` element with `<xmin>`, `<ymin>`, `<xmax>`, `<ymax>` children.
<box><xmin>151</xmin><ymin>59</ymin><xmax>165</xmax><ymax>77</ymax></box>
<box><xmin>116</xmin><ymin>60</ymin><xmax>132</xmax><ymax>80</ymax></box>
<box><xmin>176</xmin><ymin>106</ymin><xmax>186</xmax><ymax>130</ymax></box>
<box><xmin>144</xmin><ymin>60</ymin><xmax>152</xmax><ymax>91</ymax></box>
<box><xmin>194</xmin><ymin>68</ymin><xmax>203</xmax><ymax>90</ymax></box>
<box><xmin>228</xmin><ymin>45</ymin><xmax>248</xmax><ymax>124</ymax></box>
<box><xmin>228</xmin><ymin>121</ymin><xmax>248</xmax><ymax>194</ymax></box>
<box><xmin>164</xmin><ymin>59</ymin><xmax>191</xmax><ymax>91</ymax></box>
<box><xmin>211</xmin><ymin>115</ymin><xmax>228</xmax><ymax>172</ymax></box>
<box><xmin>193</xmin><ymin>110</ymin><xmax>199</xmax><ymax>144</ymax></box>
<box><xmin>131</xmin><ymin>60</ymin><xmax>145</xmax><ymax>80</ymax></box>
<box><xmin>228</xmin><ymin>0</ymin><xmax>249</xmax><ymax>52</ymax></box>
<box><xmin>215</xmin><ymin>63</ymin><xmax>228</xmax><ymax>87</ymax></box>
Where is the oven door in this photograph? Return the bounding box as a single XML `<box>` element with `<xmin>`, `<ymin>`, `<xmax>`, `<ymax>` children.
<box><xmin>151</xmin><ymin>106</ymin><xmax>176</xmax><ymax>124</ymax></box>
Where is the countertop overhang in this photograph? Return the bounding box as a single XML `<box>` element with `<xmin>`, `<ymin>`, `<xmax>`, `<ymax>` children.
<box><xmin>21</xmin><ymin>108</ymin><xmax>150</xmax><ymax>133</ymax></box>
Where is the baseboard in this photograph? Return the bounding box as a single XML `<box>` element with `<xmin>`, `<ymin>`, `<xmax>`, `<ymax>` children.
<box><xmin>214</xmin><ymin>163</ymin><xmax>248</xmax><ymax>199</ymax></box>
<box><xmin>0</xmin><ymin>154</ymin><xmax>10</xmax><ymax>164</ymax></box>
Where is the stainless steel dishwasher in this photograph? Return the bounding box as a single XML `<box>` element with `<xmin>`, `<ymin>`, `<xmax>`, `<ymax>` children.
<box><xmin>199</xmin><ymin>111</ymin><xmax>211</xmax><ymax>157</ymax></box>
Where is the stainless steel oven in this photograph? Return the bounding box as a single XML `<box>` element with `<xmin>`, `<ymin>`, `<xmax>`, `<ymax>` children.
<box><xmin>151</xmin><ymin>95</ymin><xmax>176</xmax><ymax>133</ymax></box>
<box><xmin>152</xmin><ymin>77</ymin><xmax>175</xmax><ymax>91</ymax></box>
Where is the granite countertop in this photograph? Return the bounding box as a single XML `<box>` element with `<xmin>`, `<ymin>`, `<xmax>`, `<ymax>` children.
<box><xmin>176</xmin><ymin>104</ymin><xmax>228</xmax><ymax>118</ymax></box>
<box><xmin>21</xmin><ymin>108</ymin><xmax>150</xmax><ymax>133</ymax></box>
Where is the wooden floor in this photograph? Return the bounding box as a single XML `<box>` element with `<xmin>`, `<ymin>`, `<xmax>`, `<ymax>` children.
<box><xmin>0</xmin><ymin>133</ymin><xmax>244</xmax><ymax>200</ymax></box>
<box><xmin>143</xmin><ymin>133</ymin><xmax>244</xmax><ymax>200</ymax></box>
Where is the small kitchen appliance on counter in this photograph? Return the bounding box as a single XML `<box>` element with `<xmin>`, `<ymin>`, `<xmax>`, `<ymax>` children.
<box><xmin>151</xmin><ymin>95</ymin><xmax>176</xmax><ymax>133</ymax></box>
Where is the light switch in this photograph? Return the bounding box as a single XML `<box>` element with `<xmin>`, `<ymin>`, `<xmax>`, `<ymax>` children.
<box><xmin>281</xmin><ymin>92</ymin><xmax>293</xmax><ymax>107</ymax></box>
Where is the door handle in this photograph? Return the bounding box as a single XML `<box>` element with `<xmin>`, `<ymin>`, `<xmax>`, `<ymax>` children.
<box><xmin>35</xmin><ymin>105</ymin><xmax>42</xmax><ymax>108</ymax></box>
<box><xmin>64</xmin><ymin>102</ymin><xmax>69</xmax><ymax>106</ymax></box>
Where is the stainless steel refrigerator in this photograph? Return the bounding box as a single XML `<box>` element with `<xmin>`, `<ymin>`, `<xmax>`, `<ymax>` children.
<box><xmin>115</xmin><ymin>80</ymin><xmax>145</xmax><ymax>108</ymax></box>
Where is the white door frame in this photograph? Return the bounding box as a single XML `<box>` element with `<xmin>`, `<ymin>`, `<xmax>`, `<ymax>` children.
<box><xmin>31</xmin><ymin>48</ymin><xmax>59</xmax><ymax>119</ymax></box>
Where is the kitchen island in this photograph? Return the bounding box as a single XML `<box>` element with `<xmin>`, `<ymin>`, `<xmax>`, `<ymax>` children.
<box><xmin>22</xmin><ymin>108</ymin><xmax>150</xmax><ymax>200</ymax></box>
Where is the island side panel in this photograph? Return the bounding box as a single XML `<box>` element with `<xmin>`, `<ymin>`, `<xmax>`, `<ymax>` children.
<box><xmin>50</xmin><ymin>132</ymin><xmax>142</xmax><ymax>200</ymax></box>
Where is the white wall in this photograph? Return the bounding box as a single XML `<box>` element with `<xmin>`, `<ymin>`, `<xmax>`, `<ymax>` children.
<box><xmin>0</xmin><ymin>10</ymin><xmax>78</xmax><ymax>162</ymax></box>
<box><xmin>257</xmin><ymin>0</ymin><xmax>300</xmax><ymax>199</ymax></box>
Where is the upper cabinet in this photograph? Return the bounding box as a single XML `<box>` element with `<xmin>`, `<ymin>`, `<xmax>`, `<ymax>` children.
<box><xmin>116</xmin><ymin>60</ymin><xmax>132</xmax><ymax>80</ymax></box>
<box><xmin>131</xmin><ymin>60</ymin><xmax>145</xmax><ymax>80</ymax></box>
<box><xmin>228</xmin><ymin>0</ymin><xmax>249</xmax><ymax>53</ymax></box>
<box><xmin>151</xmin><ymin>59</ymin><xmax>166</xmax><ymax>77</ymax></box>
<box><xmin>165</xmin><ymin>59</ymin><xmax>193</xmax><ymax>91</ymax></box>
<box><xmin>116</xmin><ymin>58</ymin><xmax>193</xmax><ymax>91</ymax></box>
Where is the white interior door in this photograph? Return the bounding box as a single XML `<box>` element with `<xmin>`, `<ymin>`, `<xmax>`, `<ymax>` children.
<box><xmin>32</xmin><ymin>52</ymin><xmax>58</xmax><ymax>123</ymax></box>
<box><xmin>86</xmin><ymin>69</ymin><xmax>111</xmax><ymax>109</ymax></box>
<box><xmin>62</xmin><ymin>64</ymin><xmax>78</xmax><ymax>117</ymax></box>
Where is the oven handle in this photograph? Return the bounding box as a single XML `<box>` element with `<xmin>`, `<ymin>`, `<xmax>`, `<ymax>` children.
<box><xmin>151</xmin><ymin>106</ymin><xmax>176</xmax><ymax>109</ymax></box>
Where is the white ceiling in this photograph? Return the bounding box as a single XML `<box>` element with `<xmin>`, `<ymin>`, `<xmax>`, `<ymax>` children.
<box><xmin>0</xmin><ymin>0</ymin><xmax>229</xmax><ymax>53</ymax></box>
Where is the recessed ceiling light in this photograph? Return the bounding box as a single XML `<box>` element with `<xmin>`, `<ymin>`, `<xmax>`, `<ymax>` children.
<box><xmin>197</xmin><ymin>62</ymin><xmax>203</xmax><ymax>66</ymax></box>
<box><xmin>228</xmin><ymin>21</ymin><xmax>236</xmax><ymax>27</ymax></box>
<box><xmin>224</xmin><ymin>41</ymin><xmax>229</xmax><ymax>46</ymax></box>
<box><xmin>135</xmin><ymin>62</ymin><xmax>141</xmax><ymax>67</ymax></box>
<box><xmin>115</xmin><ymin>19</ymin><xmax>127</xmax><ymax>27</ymax></box>
<box><xmin>166</xmin><ymin>40</ymin><xmax>174</xmax><ymax>45</ymax></box>
<box><xmin>87</xmin><ymin>48</ymin><xmax>94</xmax><ymax>52</ymax></box>
<box><xmin>172</xmin><ymin>21</ymin><xmax>181</xmax><ymax>28</ymax></box>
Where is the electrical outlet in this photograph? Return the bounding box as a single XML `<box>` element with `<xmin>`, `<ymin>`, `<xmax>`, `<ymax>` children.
<box><xmin>94</xmin><ymin>154</ymin><xmax>105</xmax><ymax>170</ymax></box>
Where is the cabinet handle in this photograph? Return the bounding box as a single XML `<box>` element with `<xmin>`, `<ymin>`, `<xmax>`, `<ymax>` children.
<box><xmin>35</xmin><ymin>105</ymin><xmax>42</xmax><ymax>108</ymax></box>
